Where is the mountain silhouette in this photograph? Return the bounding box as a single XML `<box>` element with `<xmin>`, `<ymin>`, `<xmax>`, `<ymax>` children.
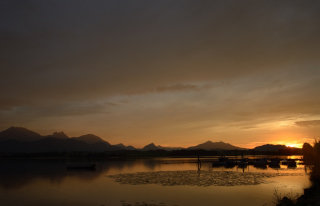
<box><xmin>115</xmin><ymin>143</ymin><xmax>126</xmax><ymax>149</ymax></box>
<box><xmin>0</xmin><ymin>127</ymin><xmax>293</xmax><ymax>154</ymax></box>
<box><xmin>72</xmin><ymin>134</ymin><xmax>109</xmax><ymax>144</ymax></box>
<box><xmin>126</xmin><ymin>145</ymin><xmax>136</xmax><ymax>150</ymax></box>
<box><xmin>115</xmin><ymin>143</ymin><xmax>136</xmax><ymax>150</ymax></box>
<box><xmin>254</xmin><ymin>144</ymin><xmax>287</xmax><ymax>151</ymax></box>
<box><xmin>47</xmin><ymin>132</ymin><xmax>69</xmax><ymax>139</ymax></box>
<box><xmin>0</xmin><ymin>126</ymin><xmax>43</xmax><ymax>142</ymax></box>
<box><xmin>187</xmin><ymin>141</ymin><xmax>246</xmax><ymax>150</ymax></box>
<box><xmin>157</xmin><ymin>145</ymin><xmax>183</xmax><ymax>151</ymax></box>
<box><xmin>0</xmin><ymin>137</ymin><xmax>120</xmax><ymax>153</ymax></box>
<box><xmin>0</xmin><ymin>127</ymin><xmax>121</xmax><ymax>153</ymax></box>
<box><xmin>142</xmin><ymin>143</ymin><xmax>159</xmax><ymax>151</ymax></box>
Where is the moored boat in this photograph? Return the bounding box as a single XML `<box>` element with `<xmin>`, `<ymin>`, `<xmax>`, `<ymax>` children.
<box><xmin>268</xmin><ymin>158</ymin><xmax>280</xmax><ymax>167</ymax></box>
<box><xmin>237</xmin><ymin>159</ymin><xmax>248</xmax><ymax>166</ymax></box>
<box><xmin>212</xmin><ymin>156</ymin><xmax>232</xmax><ymax>167</ymax></box>
<box><xmin>287</xmin><ymin>160</ymin><xmax>297</xmax><ymax>167</ymax></box>
<box><xmin>254</xmin><ymin>159</ymin><xmax>267</xmax><ymax>166</ymax></box>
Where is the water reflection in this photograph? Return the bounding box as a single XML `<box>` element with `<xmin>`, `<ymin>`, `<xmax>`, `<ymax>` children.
<box><xmin>269</xmin><ymin>165</ymin><xmax>281</xmax><ymax>169</ymax></box>
<box><xmin>254</xmin><ymin>164</ymin><xmax>268</xmax><ymax>170</ymax></box>
<box><xmin>0</xmin><ymin>157</ymin><xmax>306</xmax><ymax>190</ymax></box>
<box><xmin>0</xmin><ymin>157</ymin><xmax>309</xmax><ymax>206</ymax></box>
<box><xmin>0</xmin><ymin>158</ymin><xmax>203</xmax><ymax>190</ymax></box>
<box><xmin>237</xmin><ymin>165</ymin><xmax>248</xmax><ymax>173</ymax></box>
<box><xmin>0</xmin><ymin>159</ymin><xmax>104</xmax><ymax>190</ymax></box>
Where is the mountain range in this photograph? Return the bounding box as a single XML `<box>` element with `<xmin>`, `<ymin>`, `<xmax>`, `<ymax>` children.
<box><xmin>187</xmin><ymin>141</ymin><xmax>246</xmax><ymax>150</ymax></box>
<box><xmin>253</xmin><ymin>144</ymin><xmax>287</xmax><ymax>151</ymax></box>
<box><xmin>0</xmin><ymin>127</ymin><xmax>291</xmax><ymax>153</ymax></box>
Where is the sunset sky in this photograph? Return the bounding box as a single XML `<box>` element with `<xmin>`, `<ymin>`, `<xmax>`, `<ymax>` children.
<box><xmin>1</xmin><ymin>0</ymin><xmax>320</xmax><ymax>149</ymax></box>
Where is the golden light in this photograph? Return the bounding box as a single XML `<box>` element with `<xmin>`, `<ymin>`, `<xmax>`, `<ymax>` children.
<box><xmin>285</xmin><ymin>144</ymin><xmax>302</xmax><ymax>148</ymax></box>
<box><xmin>270</xmin><ymin>140</ymin><xmax>303</xmax><ymax>148</ymax></box>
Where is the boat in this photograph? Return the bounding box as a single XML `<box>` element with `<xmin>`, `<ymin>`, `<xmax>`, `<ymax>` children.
<box><xmin>281</xmin><ymin>159</ymin><xmax>288</xmax><ymax>165</ymax></box>
<box><xmin>254</xmin><ymin>164</ymin><xmax>267</xmax><ymax>169</ymax></box>
<box><xmin>247</xmin><ymin>159</ymin><xmax>256</xmax><ymax>165</ymax></box>
<box><xmin>67</xmin><ymin>163</ymin><xmax>97</xmax><ymax>170</ymax></box>
<box><xmin>237</xmin><ymin>159</ymin><xmax>248</xmax><ymax>166</ymax></box>
<box><xmin>212</xmin><ymin>156</ymin><xmax>233</xmax><ymax>166</ymax></box>
<box><xmin>269</xmin><ymin>164</ymin><xmax>281</xmax><ymax>169</ymax></box>
<box><xmin>287</xmin><ymin>160</ymin><xmax>297</xmax><ymax>167</ymax></box>
<box><xmin>268</xmin><ymin>158</ymin><xmax>280</xmax><ymax>167</ymax></box>
<box><xmin>252</xmin><ymin>159</ymin><xmax>267</xmax><ymax>169</ymax></box>
<box><xmin>254</xmin><ymin>159</ymin><xmax>267</xmax><ymax>166</ymax></box>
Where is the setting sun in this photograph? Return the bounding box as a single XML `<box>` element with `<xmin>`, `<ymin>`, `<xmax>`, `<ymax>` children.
<box><xmin>285</xmin><ymin>144</ymin><xmax>302</xmax><ymax>148</ymax></box>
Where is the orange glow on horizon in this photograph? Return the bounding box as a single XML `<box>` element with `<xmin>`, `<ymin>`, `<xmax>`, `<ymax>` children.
<box><xmin>285</xmin><ymin>144</ymin><xmax>302</xmax><ymax>148</ymax></box>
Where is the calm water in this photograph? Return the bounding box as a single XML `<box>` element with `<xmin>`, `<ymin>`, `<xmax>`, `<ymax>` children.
<box><xmin>0</xmin><ymin>156</ymin><xmax>310</xmax><ymax>206</ymax></box>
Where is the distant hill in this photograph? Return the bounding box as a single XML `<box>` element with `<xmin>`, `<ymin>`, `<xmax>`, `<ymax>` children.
<box><xmin>141</xmin><ymin>143</ymin><xmax>159</xmax><ymax>151</ymax></box>
<box><xmin>0</xmin><ymin>127</ymin><xmax>122</xmax><ymax>153</ymax></box>
<box><xmin>0</xmin><ymin>126</ymin><xmax>296</xmax><ymax>154</ymax></box>
<box><xmin>126</xmin><ymin>145</ymin><xmax>136</xmax><ymax>150</ymax></box>
<box><xmin>0</xmin><ymin>138</ymin><xmax>121</xmax><ymax>153</ymax></box>
<box><xmin>157</xmin><ymin>145</ymin><xmax>184</xmax><ymax>151</ymax></box>
<box><xmin>254</xmin><ymin>144</ymin><xmax>287</xmax><ymax>151</ymax></box>
<box><xmin>115</xmin><ymin>143</ymin><xmax>136</xmax><ymax>150</ymax></box>
<box><xmin>47</xmin><ymin>131</ymin><xmax>69</xmax><ymax>139</ymax></box>
<box><xmin>0</xmin><ymin>126</ymin><xmax>43</xmax><ymax>142</ymax></box>
<box><xmin>187</xmin><ymin>141</ymin><xmax>246</xmax><ymax>150</ymax></box>
<box><xmin>72</xmin><ymin>134</ymin><xmax>109</xmax><ymax>144</ymax></box>
<box><xmin>115</xmin><ymin>143</ymin><xmax>127</xmax><ymax>149</ymax></box>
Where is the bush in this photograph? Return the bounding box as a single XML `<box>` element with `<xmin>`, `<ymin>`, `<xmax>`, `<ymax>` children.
<box><xmin>272</xmin><ymin>189</ymin><xmax>300</xmax><ymax>206</ymax></box>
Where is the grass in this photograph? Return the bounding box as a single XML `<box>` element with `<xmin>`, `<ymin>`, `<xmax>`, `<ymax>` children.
<box><xmin>272</xmin><ymin>189</ymin><xmax>300</xmax><ymax>206</ymax></box>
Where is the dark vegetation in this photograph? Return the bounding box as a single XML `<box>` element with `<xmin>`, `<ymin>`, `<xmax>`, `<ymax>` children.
<box><xmin>275</xmin><ymin>139</ymin><xmax>320</xmax><ymax>206</ymax></box>
<box><xmin>0</xmin><ymin>147</ymin><xmax>303</xmax><ymax>159</ymax></box>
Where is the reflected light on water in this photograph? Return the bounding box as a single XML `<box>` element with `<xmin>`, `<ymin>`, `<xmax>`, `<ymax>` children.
<box><xmin>0</xmin><ymin>157</ymin><xmax>310</xmax><ymax>206</ymax></box>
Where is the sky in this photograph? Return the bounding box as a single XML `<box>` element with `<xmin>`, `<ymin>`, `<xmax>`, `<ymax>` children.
<box><xmin>1</xmin><ymin>0</ymin><xmax>320</xmax><ymax>149</ymax></box>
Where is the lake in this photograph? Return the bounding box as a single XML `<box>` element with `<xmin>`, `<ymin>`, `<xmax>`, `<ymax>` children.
<box><xmin>0</xmin><ymin>156</ymin><xmax>310</xmax><ymax>206</ymax></box>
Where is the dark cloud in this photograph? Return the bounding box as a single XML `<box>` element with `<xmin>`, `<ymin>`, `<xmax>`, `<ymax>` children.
<box><xmin>295</xmin><ymin>120</ymin><xmax>320</xmax><ymax>127</ymax></box>
<box><xmin>1</xmin><ymin>0</ymin><xmax>320</xmax><ymax>109</ymax></box>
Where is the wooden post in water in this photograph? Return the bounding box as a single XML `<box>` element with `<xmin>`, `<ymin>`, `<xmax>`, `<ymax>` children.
<box><xmin>197</xmin><ymin>155</ymin><xmax>201</xmax><ymax>170</ymax></box>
